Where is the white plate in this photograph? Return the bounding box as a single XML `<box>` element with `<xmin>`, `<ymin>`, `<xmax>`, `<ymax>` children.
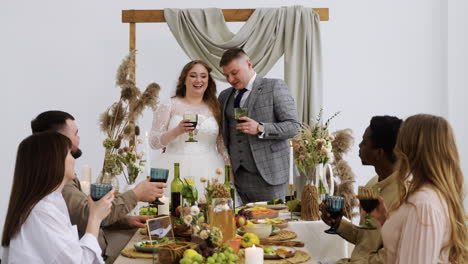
<box><xmin>265</xmin><ymin>204</ymin><xmax>287</xmax><ymax>210</ymax></box>
<box><xmin>263</xmin><ymin>246</ymin><xmax>296</xmax><ymax>259</ymax></box>
<box><xmin>246</xmin><ymin>201</ymin><xmax>268</xmax><ymax>207</ymax></box>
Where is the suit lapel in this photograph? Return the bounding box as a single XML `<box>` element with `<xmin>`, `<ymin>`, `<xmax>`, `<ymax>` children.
<box><xmin>246</xmin><ymin>75</ymin><xmax>264</xmax><ymax>114</ymax></box>
<box><xmin>222</xmin><ymin>88</ymin><xmax>236</xmax><ymax>145</ymax></box>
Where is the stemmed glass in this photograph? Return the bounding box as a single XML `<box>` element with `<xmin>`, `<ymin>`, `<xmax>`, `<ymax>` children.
<box><xmin>234</xmin><ymin>108</ymin><xmax>248</xmax><ymax>135</ymax></box>
<box><xmin>358</xmin><ymin>186</ymin><xmax>380</xmax><ymax>229</ymax></box>
<box><xmin>183</xmin><ymin>113</ymin><xmax>198</xmax><ymax>142</ymax></box>
<box><xmin>324</xmin><ymin>196</ymin><xmax>345</xmax><ymax>234</ymax></box>
<box><xmin>149</xmin><ymin>168</ymin><xmax>169</xmax><ymax>206</ymax></box>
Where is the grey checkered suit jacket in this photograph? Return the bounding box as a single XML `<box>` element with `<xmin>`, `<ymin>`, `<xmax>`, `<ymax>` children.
<box><xmin>218</xmin><ymin>75</ymin><xmax>301</xmax><ymax>186</ymax></box>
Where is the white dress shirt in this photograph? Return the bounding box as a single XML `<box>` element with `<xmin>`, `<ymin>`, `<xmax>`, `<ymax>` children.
<box><xmin>2</xmin><ymin>192</ymin><xmax>104</xmax><ymax>264</ymax></box>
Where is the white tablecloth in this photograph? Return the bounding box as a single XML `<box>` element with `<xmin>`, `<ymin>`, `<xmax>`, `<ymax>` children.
<box><xmin>279</xmin><ymin>213</ymin><xmax>349</xmax><ymax>263</ymax></box>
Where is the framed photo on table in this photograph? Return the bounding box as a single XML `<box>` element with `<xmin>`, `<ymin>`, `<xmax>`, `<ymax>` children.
<box><xmin>147</xmin><ymin>215</ymin><xmax>174</xmax><ymax>240</ymax></box>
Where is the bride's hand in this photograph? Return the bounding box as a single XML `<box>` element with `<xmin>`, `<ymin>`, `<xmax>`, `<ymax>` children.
<box><xmin>175</xmin><ymin>119</ymin><xmax>195</xmax><ymax>136</ymax></box>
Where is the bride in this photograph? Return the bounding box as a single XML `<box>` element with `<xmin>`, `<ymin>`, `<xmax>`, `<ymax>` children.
<box><xmin>149</xmin><ymin>60</ymin><xmax>230</xmax><ymax>198</ymax></box>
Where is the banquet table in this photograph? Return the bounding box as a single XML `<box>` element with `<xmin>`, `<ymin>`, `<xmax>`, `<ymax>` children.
<box><xmin>113</xmin><ymin>214</ymin><xmax>349</xmax><ymax>264</ymax></box>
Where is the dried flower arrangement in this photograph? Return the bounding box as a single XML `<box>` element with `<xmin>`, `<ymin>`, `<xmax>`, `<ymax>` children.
<box><xmin>331</xmin><ymin>129</ymin><xmax>358</xmax><ymax>219</ymax></box>
<box><xmin>292</xmin><ymin>109</ymin><xmax>340</xmax><ymax>185</ymax></box>
<box><xmin>98</xmin><ymin>52</ymin><xmax>161</xmax><ymax>185</ymax></box>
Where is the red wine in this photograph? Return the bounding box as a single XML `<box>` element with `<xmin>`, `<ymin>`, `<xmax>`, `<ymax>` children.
<box><xmin>150</xmin><ymin>178</ymin><xmax>167</xmax><ymax>183</ymax></box>
<box><xmin>360</xmin><ymin>199</ymin><xmax>379</xmax><ymax>213</ymax></box>
<box><xmin>329</xmin><ymin>211</ymin><xmax>343</xmax><ymax>219</ymax></box>
<box><xmin>171</xmin><ymin>192</ymin><xmax>181</xmax><ymax>216</ymax></box>
<box><xmin>186</xmin><ymin>121</ymin><xmax>197</xmax><ymax>128</ymax></box>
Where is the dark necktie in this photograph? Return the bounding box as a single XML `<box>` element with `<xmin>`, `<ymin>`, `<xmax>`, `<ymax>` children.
<box><xmin>234</xmin><ymin>88</ymin><xmax>248</xmax><ymax>108</ymax></box>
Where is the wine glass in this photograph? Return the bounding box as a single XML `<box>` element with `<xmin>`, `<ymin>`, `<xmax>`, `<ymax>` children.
<box><xmin>183</xmin><ymin>113</ymin><xmax>198</xmax><ymax>142</ymax></box>
<box><xmin>324</xmin><ymin>196</ymin><xmax>345</xmax><ymax>234</ymax></box>
<box><xmin>234</xmin><ymin>108</ymin><xmax>248</xmax><ymax>135</ymax></box>
<box><xmin>358</xmin><ymin>186</ymin><xmax>380</xmax><ymax>229</ymax></box>
<box><xmin>90</xmin><ymin>183</ymin><xmax>112</xmax><ymax>201</ymax></box>
<box><xmin>149</xmin><ymin>168</ymin><xmax>169</xmax><ymax>206</ymax></box>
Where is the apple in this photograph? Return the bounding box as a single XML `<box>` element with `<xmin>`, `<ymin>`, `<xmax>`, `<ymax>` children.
<box><xmin>236</xmin><ymin>215</ymin><xmax>247</xmax><ymax>227</ymax></box>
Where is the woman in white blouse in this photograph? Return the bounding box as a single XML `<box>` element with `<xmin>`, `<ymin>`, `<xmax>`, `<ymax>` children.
<box><xmin>1</xmin><ymin>132</ymin><xmax>114</xmax><ymax>264</ymax></box>
<box><xmin>371</xmin><ymin>114</ymin><xmax>467</xmax><ymax>264</ymax></box>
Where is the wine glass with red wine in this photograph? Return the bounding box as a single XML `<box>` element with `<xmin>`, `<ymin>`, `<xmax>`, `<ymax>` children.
<box><xmin>324</xmin><ymin>196</ymin><xmax>345</xmax><ymax>234</ymax></box>
<box><xmin>149</xmin><ymin>168</ymin><xmax>169</xmax><ymax>206</ymax></box>
<box><xmin>183</xmin><ymin>113</ymin><xmax>198</xmax><ymax>142</ymax></box>
<box><xmin>358</xmin><ymin>186</ymin><xmax>380</xmax><ymax>229</ymax></box>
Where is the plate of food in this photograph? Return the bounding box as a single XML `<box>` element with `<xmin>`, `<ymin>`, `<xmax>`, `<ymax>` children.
<box><xmin>263</xmin><ymin>246</ymin><xmax>296</xmax><ymax>259</ymax></box>
<box><xmin>246</xmin><ymin>201</ymin><xmax>268</xmax><ymax>207</ymax></box>
<box><xmin>237</xmin><ymin>224</ymin><xmax>280</xmax><ymax>237</ymax></box>
<box><xmin>134</xmin><ymin>240</ymin><xmax>159</xmax><ymax>253</ymax></box>
<box><xmin>254</xmin><ymin>218</ymin><xmax>288</xmax><ymax>229</ymax></box>
<box><xmin>265</xmin><ymin>199</ymin><xmax>287</xmax><ymax>210</ymax></box>
<box><xmin>134</xmin><ymin>238</ymin><xmax>175</xmax><ymax>253</ymax></box>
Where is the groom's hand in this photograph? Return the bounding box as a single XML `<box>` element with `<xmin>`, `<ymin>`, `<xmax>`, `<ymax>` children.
<box><xmin>236</xmin><ymin>117</ymin><xmax>260</xmax><ymax>135</ymax></box>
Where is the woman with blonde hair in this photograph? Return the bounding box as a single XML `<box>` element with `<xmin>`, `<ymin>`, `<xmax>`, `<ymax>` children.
<box><xmin>371</xmin><ymin>114</ymin><xmax>467</xmax><ymax>263</ymax></box>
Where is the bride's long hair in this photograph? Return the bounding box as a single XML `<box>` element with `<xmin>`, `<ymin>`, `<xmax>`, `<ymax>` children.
<box><xmin>393</xmin><ymin>114</ymin><xmax>467</xmax><ymax>263</ymax></box>
<box><xmin>174</xmin><ymin>60</ymin><xmax>221</xmax><ymax>127</ymax></box>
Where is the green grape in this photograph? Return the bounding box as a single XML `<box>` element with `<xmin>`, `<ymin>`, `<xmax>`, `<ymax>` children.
<box><xmin>206</xmin><ymin>257</ymin><xmax>215</xmax><ymax>264</ymax></box>
<box><xmin>179</xmin><ymin>258</ymin><xmax>192</xmax><ymax>264</ymax></box>
<box><xmin>228</xmin><ymin>253</ymin><xmax>237</xmax><ymax>261</ymax></box>
<box><xmin>193</xmin><ymin>254</ymin><xmax>203</xmax><ymax>262</ymax></box>
<box><xmin>218</xmin><ymin>252</ymin><xmax>226</xmax><ymax>260</ymax></box>
<box><xmin>192</xmin><ymin>262</ymin><xmax>199</xmax><ymax>264</ymax></box>
<box><xmin>212</xmin><ymin>253</ymin><xmax>218</xmax><ymax>259</ymax></box>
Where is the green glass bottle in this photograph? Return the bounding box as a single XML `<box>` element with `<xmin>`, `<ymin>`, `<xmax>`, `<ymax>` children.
<box><xmin>224</xmin><ymin>165</ymin><xmax>236</xmax><ymax>208</ymax></box>
<box><xmin>170</xmin><ymin>163</ymin><xmax>183</xmax><ymax>216</ymax></box>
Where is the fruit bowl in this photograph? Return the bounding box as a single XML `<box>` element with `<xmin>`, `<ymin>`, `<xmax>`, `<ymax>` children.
<box><xmin>243</xmin><ymin>224</ymin><xmax>272</xmax><ymax>239</ymax></box>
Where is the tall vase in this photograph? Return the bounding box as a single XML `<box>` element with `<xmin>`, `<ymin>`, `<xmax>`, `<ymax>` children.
<box><xmin>97</xmin><ymin>172</ymin><xmax>120</xmax><ymax>195</ymax></box>
<box><xmin>209</xmin><ymin>198</ymin><xmax>236</xmax><ymax>242</ymax></box>
<box><xmin>300</xmin><ymin>166</ymin><xmax>321</xmax><ymax>221</ymax></box>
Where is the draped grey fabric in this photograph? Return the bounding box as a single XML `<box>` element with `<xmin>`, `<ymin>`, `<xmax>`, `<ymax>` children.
<box><xmin>164</xmin><ymin>6</ymin><xmax>322</xmax><ymax>124</ymax></box>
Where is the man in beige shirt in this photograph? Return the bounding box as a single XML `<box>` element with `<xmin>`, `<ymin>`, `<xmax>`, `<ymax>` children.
<box><xmin>31</xmin><ymin>110</ymin><xmax>166</xmax><ymax>263</ymax></box>
<box><xmin>321</xmin><ymin>115</ymin><xmax>402</xmax><ymax>263</ymax></box>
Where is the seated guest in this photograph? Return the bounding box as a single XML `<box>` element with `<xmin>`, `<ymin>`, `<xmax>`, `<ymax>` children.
<box><xmin>371</xmin><ymin>114</ymin><xmax>467</xmax><ymax>263</ymax></box>
<box><xmin>321</xmin><ymin>115</ymin><xmax>402</xmax><ymax>263</ymax></box>
<box><xmin>2</xmin><ymin>132</ymin><xmax>114</xmax><ymax>263</ymax></box>
<box><xmin>31</xmin><ymin>110</ymin><xmax>166</xmax><ymax>262</ymax></box>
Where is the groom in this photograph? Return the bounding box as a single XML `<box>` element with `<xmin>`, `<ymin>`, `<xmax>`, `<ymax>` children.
<box><xmin>218</xmin><ymin>48</ymin><xmax>300</xmax><ymax>204</ymax></box>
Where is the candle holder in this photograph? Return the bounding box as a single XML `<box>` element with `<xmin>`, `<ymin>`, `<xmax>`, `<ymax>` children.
<box><xmin>285</xmin><ymin>184</ymin><xmax>297</xmax><ymax>221</ymax></box>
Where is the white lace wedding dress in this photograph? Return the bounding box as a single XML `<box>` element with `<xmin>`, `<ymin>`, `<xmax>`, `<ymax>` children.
<box><xmin>149</xmin><ymin>97</ymin><xmax>230</xmax><ymax>198</ymax></box>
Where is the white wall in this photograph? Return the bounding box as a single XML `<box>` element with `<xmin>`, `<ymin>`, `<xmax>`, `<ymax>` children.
<box><xmin>1</xmin><ymin>0</ymin><xmax>465</xmax><ymax>256</ymax></box>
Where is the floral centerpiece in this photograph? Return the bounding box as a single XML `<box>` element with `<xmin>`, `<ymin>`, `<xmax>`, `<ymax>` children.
<box><xmin>98</xmin><ymin>52</ymin><xmax>161</xmax><ymax>186</ymax></box>
<box><xmin>291</xmin><ymin>109</ymin><xmax>340</xmax><ymax>220</ymax></box>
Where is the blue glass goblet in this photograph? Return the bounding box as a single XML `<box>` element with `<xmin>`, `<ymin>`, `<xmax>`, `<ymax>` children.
<box><xmin>149</xmin><ymin>168</ymin><xmax>169</xmax><ymax>206</ymax></box>
<box><xmin>90</xmin><ymin>183</ymin><xmax>112</xmax><ymax>201</ymax></box>
<box><xmin>324</xmin><ymin>196</ymin><xmax>345</xmax><ymax>234</ymax></box>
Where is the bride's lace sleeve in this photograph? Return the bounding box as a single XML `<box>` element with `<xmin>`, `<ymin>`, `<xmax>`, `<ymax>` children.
<box><xmin>216</xmin><ymin>134</ymin><xmax>231</xmax><ymax>165</ymax></box>
<box><xmin>149</xmin><ymin>100</ymin><xmax>173</xmax><ymax>149</ymax></box>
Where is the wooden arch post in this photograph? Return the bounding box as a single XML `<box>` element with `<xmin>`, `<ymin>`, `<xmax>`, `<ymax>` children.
<box><xmin>122</xmin><ymin>8</ymin><xmax>329</xmax><ymax>82</ymax></box>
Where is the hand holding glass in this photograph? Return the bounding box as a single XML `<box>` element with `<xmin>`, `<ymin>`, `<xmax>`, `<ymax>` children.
<box><xmin>183</xmin><ymin>114</ymin><xmax>198</xmax><ymax>142</ymax></box>
<box><xmin>90</xmin><ymin>183</ymin><xmax>113</xmax><ymax>201</ymax></box>
<box><xmin>150</xmin><ymin>168</ymin><xmax>169</xmax><ymax>206</ymax></box>
<box><xmin>234</xmin><ymin>108</ymin><xmax>248</xmax><ymax>135</ymax></box>
<box><xmin>358</xmin><ymin>186</ymin><xmax>380</xmax><ymax>229</ymax></box>
<box><xmin>324</xmin><ymin>196</ymin><xmax>345</xmax><ymax>234</ymax></box>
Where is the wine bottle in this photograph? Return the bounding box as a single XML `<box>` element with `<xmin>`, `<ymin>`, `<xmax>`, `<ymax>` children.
<box><xmin>224</xmin><ymin>165</ymin><xmax>236</xmax><ymax>208</ymax></box>
<box><xmin>170</xmin><ymin>163</ymin><xmax>183</xmax><ymax>216</ymax></box>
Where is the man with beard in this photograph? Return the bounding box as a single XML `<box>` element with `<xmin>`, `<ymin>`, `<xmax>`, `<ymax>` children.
<box><xmin>31</xmin><ymin>110</ymin><xmax>166</xmax><ymax>263</ymax></box>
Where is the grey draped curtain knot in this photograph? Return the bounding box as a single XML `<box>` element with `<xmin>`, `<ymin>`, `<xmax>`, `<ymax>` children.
<box><xmin>164</xmin><ymin>5</ymin><xmax>322</xmax><ymax>124</ymax></box>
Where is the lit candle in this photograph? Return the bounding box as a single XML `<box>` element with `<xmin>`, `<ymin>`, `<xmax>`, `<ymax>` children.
<box><xmin>289</xmin><ymin>141</ymin><xmax>294</xmax><ymax>185</ymax></box>
<box><xmin>158</xmin><ymin>196</ymin><xmax>170</xmax><ymax>215</ymax></box>
<box><xmin>245</xmin><ymin>245</ymin><xmax>264</xmax><ymax>264</ymax></box>
<box><xmin>81</xmin><ymin>165</ymin><xmax>91</xmax><ymax>182</ymax></box>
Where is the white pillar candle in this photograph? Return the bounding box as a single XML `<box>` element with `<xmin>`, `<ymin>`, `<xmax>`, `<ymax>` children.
<box><xmin>289</xmin><ymin>143</ymin><xmax>294</xmax><ymax>185</ymax></box>
<box><xmin>145</xmin><ymin>131</ymin><xmax>151</xmax><ymax>177</ymax></box>
<box><xmin>158</xmin><ymin>196</ymin><xmax>170</xmax><ymax>215</ymax></box>
<box><xmin>80</xmin><ymin>181</ymin><xmax>90</xmax><ymax>195</ymax></box>
<box><xmin>245</xmin><ymin>245</ymin><xmax>264</xmax><ymax>264</ymax></box>
<box><xmin>81</xmin><ymin>165</ymin><xmax>91</xmax><ymax>182</ymax></box>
